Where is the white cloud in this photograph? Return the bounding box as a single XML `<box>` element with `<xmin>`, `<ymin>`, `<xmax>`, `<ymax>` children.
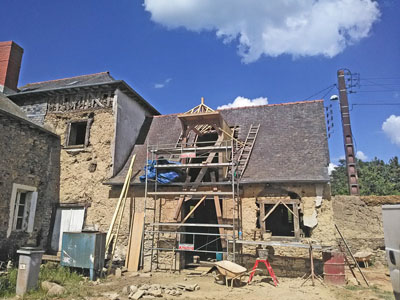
<box><xmin>144</xmin><ymin>0</ymin><xmax>380</xmax><ymax>63</ymax></box>
<box><xmin>382</xmin><ymin>115</ymin><xmax>400</xmax><ymax>146</ymax></box>
<box><xmin>356</xmin><ymin>150</ymin><xmax>368</xmax><ymax>161</ymax></box>
<box><xmin>328</xmin><ymin>162</ymin><xmax>337</xmax><ymax>175</ymax></box>
<box><xmin>217</xmin><ymin>96</ymin><xmax>268</xmax><ymax>109</ymax></box>
<box><xmin>154</xmin><ymin>78</ymin><xmax>172</xmax><ymax>89</ymax></box>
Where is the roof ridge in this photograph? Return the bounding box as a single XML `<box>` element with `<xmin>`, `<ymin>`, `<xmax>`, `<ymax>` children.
<box><xmin>154</xmin><ymin>99</ymin><xmax>323</xmax><ymax>117</ymax></box>
<box><xmin>21</xmin><ymin>71</ymin><xmax>111</xmax><ymax>87</ymax></box>
<box><xmin>216</xmin><ymin>99</ymin><xmax>323</xmax><ymax>111</ymax></box>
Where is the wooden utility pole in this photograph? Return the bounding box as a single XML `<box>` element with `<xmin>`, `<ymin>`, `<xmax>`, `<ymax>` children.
<box><xmin>337</xmin><ymin>69</ymin><xmax>359</xmax><ymax>195</ymax></box>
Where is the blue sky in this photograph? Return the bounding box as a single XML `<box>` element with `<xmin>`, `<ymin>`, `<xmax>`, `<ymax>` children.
<box><xmin>1</xmin><ymin>0</ymin><xmax>399</xmax><ymax>164</ymax></box>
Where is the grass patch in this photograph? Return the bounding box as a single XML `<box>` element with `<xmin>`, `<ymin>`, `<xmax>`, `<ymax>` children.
<box><xmin>0</xmin><ymin>263</ymin><xmax>89</xmax><ymax>299</ymax></box>
<box><xmin>343</xmin><ymin>284</ymin><xmax>394</xmax><ymax>300</ymax></box>
<box><xmin>0</xmin><ymin>268</ymin><xmax>17</xmax><ymax>298</ymax></box>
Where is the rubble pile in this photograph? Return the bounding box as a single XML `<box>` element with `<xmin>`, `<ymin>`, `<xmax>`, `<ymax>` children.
<box><xmin>121</xmin><ymin>282</ymin><xmax>200</xmax><ymax>299</ymax></box>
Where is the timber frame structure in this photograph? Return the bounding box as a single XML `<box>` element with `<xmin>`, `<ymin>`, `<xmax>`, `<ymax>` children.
<box><xmin>141</xmin><ymin>99</ymin><xmax>259</xmax><ymax>271</ymax></box>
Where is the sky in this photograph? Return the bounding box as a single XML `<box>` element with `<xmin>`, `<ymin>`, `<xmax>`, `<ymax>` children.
<box><xmin>1</xmin><ymin>0</ymin><xmax>399</xmax><ymax>166</ymax></box>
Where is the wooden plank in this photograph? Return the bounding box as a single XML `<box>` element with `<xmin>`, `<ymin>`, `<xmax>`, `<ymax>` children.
<box><xmin>280</xmin><ymin>202</ymin><xmax>299</xmax><ymax>219</ymax></box>
<box><xmin>152</xmin><ymin>145</ymin><xmax>232</xmax><ymax>154</ymax></box>
<box><xmin>180</xmin><ymin>196</ymin><xmax>207</xmax><ymax>224</ymax></box>
<box><xmin>174</xmin><ymin>195</ymin><xmax>185</xmax><ymax>220</ymax></box>
<box><xmin>155</xmin><ymin>162</ymin><xmax>231</xmax><ymax>168</ymax></box>
<box><xmin>124</xmin><ymin>211</ymin><xmax>135</xmax><ymax>268</ymax></box>
<box><xmin>148</xmin><ymin>191</ymin><xmax>232</xmax><ymax>196</ymax></box>
<box><xmin>335</xmin><ymin>224</ymin><xmax>370</xmax><ymax>286</ymax></box>
<box><xmin>262</xmin><ymin>200</ymin><xmax>281</xmax><ymax>222</ymax></box>
<box><xmin>127</xmin><ymin>212</ymin><xmax>145</xmax><ymax>272</ymax></box>
<box><xmin>106</xmin><ymin>155</ymin><xmax>136</xmax><ymax>249</ymax></box>
<box><xmin>193</xmin><ymin>135</ymin><xmax>225</xmax><ymax>185</ymax></box>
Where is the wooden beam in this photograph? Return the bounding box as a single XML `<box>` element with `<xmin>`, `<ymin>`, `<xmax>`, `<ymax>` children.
<box><xmin>173</xmin><ymin>195</ymin><xmax>185</xmax><ymax>220</ymax></box>
<box><xmin>106</xmin><ymin>154</ymin><xmax>136</xmax><ymax>249</ymax></box>
<box><xmin>262</xmin><ymin>200</ymin><xmax>281</xmax><ymax>222</ymax></box>
<box><xmin>280</xmin><ymin>201</ymin><xmax>298</xmax><ymax>219</ymax></box>
<box><xmin>193</xmin><ymin>135</ymin><xmax>224</xmax><ymax>185</ymax></box>
<box><xmin>148</xmin><ymin>191</ymin><xmax>232</xmax><ymax>196</ymax></box>
<box><xmin>180</xmin><ymin>196</ymin><xmax>207</xmax><ymax>224</ymax></box>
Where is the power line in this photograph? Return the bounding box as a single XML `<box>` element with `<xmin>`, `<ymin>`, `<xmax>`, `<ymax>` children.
<box><xmin>352</xmin><ymin>103</ymin><xmax>400</xmax><ymax>105</ymax></box>
<box><xmin>354</xmin><ymin>90</ymin><xmax>399</xmax><ymax>93</ymax></box>
<box><xmin>361</xmin><ymin>77</ymin><xmax>400</xmax><ymax>80</ymax></box>
<box><xmin>360</xmin><ymin>83</ymin><xmax>400</xmax><ymax>86</ymax></box>
<box><xmin>301</xmin><ymin>84</ymin><xmax>336</xmax><ymax>101</ymax></box>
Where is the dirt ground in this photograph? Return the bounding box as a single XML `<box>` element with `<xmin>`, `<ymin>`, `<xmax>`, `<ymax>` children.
<box><xmin>75</xmin><ymin>264</ymin><xmax>395</xmax><ymax>300</ymax></box>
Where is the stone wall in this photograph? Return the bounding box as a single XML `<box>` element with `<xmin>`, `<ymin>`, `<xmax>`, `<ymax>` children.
<box><xmin>331</xmin><ymin>195</ymin><xmax>400</xmax><ymax>264</ymax></box>
<box><xmin>0</xmin><ymin>113</ymin><xmax>60</xmax><ymax>260</ymax></box>
<box><xmin>44</xmin><ymin>109</ymin><xmax>116</xmax><ymax>232</ymax></box>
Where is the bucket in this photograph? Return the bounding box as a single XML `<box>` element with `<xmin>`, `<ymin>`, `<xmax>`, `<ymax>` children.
<box><xmin>216</xmin><ymin>252</ymin><xmax>223</xmax><ymax>261</ymax></box>
<box><xmin>323</xmin><ymin>251</ymin><xmax>346</xmax><ymax>285</ymax></box>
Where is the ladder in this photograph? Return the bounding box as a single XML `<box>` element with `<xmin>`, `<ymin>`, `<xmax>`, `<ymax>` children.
<box><xmin>236</xmin><ymin>124</ymin><xmax>260</xmax><ymax>179</ymax></box>
<box><xmin>169</xmin><ymin>132</ymin><xmax>185</xmax><ymax>161</ymax></box>
<box><xmin>142</xmin><ymin>179</ymin><xmax>158</xmax><ymax>272</ymax></box>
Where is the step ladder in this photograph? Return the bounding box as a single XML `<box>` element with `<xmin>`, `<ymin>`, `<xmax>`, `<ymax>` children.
<box><xmin>236</xmin><ymin>124</ymin><xmax>260</xmax><ymax>179</ymax></box>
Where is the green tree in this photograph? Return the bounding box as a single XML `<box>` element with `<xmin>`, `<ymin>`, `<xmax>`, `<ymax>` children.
<box><xmin>330</xmin><ymin>156</ymin><xmax>400</xmax><ymax>196</ymax></box>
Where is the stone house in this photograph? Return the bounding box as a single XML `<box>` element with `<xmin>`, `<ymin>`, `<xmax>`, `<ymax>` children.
<box><xmin>106</xmin><ymin>100</ymin><xmax>335</xmax><ymax>274</ymax></box>
<box><xmin>0</xmin><ymin>93</ymin><xmax>60</xmax><ymax>260</ymax></box>
<box><xmin>4</xmin><ymin>41</ymin><xmax>159</xmax><ymax>253</ymax></box>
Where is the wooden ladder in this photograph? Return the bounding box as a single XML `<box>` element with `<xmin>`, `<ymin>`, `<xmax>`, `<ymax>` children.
<box><xmin>236</xmin><ymin>124</ymin><xmax>260</xmax><ymax>179</ymax></box>
<box><xmin>169</xmin><ymin>132</ymin><xmax>185</xmax><ymax>161</ymax></box>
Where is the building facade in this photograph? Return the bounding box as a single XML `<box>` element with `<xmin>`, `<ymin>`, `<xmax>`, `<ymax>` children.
<box><xmin>0</xmin><ymin>94</ymin><xmax>60</xmax><ymax>260</ymax></box>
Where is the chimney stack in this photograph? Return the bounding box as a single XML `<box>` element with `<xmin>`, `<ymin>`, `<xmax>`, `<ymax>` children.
<box><xmin>0</xmin><ymin>41</ymin><xmax>24</xmax><ymax>93</ymax></box>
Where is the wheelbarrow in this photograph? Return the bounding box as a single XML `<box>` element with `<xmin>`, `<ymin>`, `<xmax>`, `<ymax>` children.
<box><xmin>214</xmin><ymin>260</ymin><xmax>247</xmax><ymax>288</ymax></box>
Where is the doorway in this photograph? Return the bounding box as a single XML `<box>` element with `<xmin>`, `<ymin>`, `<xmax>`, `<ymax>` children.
<box><xmin>182</xmin><ymin>198</ymin><xmax>222</xmax><ymax>263</ymax></box>
<box><xmin>50</xmin><ymin>207</ymin><xmax>85</xmax><ymax>253</ymax></box>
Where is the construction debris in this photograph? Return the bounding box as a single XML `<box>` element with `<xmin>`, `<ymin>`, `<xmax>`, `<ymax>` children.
<box><xmin>117</xmin><ymin>282</ymin><xmax>199</xmax><ymax>299</ymax></box>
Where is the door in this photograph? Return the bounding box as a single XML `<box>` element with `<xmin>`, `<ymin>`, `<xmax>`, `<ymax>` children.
<box><xmin>51</xmin><ymin>207</ymin><xmax>85</xmax><ymax>253</ymax></box>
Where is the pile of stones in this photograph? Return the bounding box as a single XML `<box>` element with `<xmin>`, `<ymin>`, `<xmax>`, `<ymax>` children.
<box><xmin>122</xmin><ymin>283</ymin><xmax>200</xmax><ymax>299</ymax></box>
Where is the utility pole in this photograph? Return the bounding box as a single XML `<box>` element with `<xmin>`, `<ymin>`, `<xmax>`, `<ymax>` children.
<box><xmin>337</xmin><ymin>69</ymin><xmax>359</xmax><ymax>195</ymax></box>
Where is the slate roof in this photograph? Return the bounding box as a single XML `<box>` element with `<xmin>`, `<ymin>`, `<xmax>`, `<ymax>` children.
<box><xmin>106</xmin><ymin>100</ymin><xmax>330</xmax><ymax>185</ymax></box>
<box><xmin>8</xmin><ymin>72</ymin><xmax>159</xmax><ymax>115</ymax></box>
<box><xmin>0</xmin><ymin>93</ymin><xmax>58</xmax><ymax>137</ymax></box>
<box><xmin>18</xmin><ymin>72</ymin><xmax>115</xmax><ymax>92</ymax></box>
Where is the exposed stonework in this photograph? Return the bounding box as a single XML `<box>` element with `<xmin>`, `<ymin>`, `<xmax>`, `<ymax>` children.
<box><xmin>332</xmin><ymin>195</ymin><xmax>400</xmax><ymax>264</ymax></box>
<box><xmin>0</xmin><ymin>108</ymin><xmax>60</xmax><ymax>260</ymax></box>
<box><xmin>45</xmin><ymin>109</ymin><xmax>115</xmax><ymax>231</ymax></box>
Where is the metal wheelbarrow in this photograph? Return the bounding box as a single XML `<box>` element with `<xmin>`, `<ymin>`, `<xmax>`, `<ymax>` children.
<box><xmin>214</xmin><ymin>260</ymin><xmax>247</xmax><ymax>288</ymax></box>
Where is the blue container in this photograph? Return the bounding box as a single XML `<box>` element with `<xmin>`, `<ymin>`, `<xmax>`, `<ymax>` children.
<box><xmin>216</xmin><ymin>252</ymin><xmax>223</xmax><ymax>261</ymax></box>
<box><xmin>61</xmin><ymin>232</ymin><xmax>106</xmax><ymax>280</ymax></box>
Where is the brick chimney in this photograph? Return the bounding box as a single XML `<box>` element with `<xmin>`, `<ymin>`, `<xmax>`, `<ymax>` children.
<box><xmin>0</xmin><ymin>41</ymin><xmax>24</xmax><ymax>93</ymax></box>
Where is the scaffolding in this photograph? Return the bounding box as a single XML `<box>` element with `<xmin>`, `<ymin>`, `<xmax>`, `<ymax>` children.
<box><xmin>141</xmin><ymin>137</ymin><xmax>242</xmax><ymax>271</ymax></box>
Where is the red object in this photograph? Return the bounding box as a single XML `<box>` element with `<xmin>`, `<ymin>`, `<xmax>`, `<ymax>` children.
<box><xmin>180</xmin><ymin>152</ymin><xmax>196</xmax><ymax>158</ymax></box>
<box><xmin>178</xmin><ymin>243</ymin><xmax>194</xmax><ymax>250</ymax></box>
<box><xmin>0</xmin><ymin>41</ymin><xmax>23</xmax><ymax>92</ymax></box>
<box><xmin>248</xmin><ymin>259</ymin><xmax>279</xmax><ymax>286</ymax></box>
<box><xmin>323</xmin><ymin>251</ymin><xmax>346</xmax><ymax>285</ymax></box>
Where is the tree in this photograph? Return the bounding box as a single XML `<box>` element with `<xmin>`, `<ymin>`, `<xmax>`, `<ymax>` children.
<box><xmin>330</xmin><ymin>156</ymin><xmax>400</xmax><ymax>196</ymax></box>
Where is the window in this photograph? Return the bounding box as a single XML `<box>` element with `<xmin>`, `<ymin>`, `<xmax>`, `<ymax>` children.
<box><xmin>66</xmin><ymin>121</ymin><xmax>88</xmax><ymax>147</ymax></box>
<box><xmin>15</xmin><ymin>191</ymin><xmax>28</xmax><ymax>230</ymax></box>
<box><xmin>7</xmin><ymin>184</ymin><xmax>38</xmax><ymax>237</ymax></box>
<box><xmin>257</xmin><ymin>197</ymin><xmax>301</xmax><ymax>240</ymax></box>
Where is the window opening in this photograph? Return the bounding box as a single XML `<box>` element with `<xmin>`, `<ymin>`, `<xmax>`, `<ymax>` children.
<box><xmin>15</xmin><ymin>192</ymin><xmax>27</xmax><ymax>230</ymax></box>
<box><xmin>67</xmin><ymin>121</ymin><xmax>87</xmax><ymax>146</ymax></box>
<box><xmin>188</xmin><ymin>131</ymin><xmax>219</xmax><ymax>182</ymax></box>
<box><xmin>264</xmin><ymin>204</ymin><xmax>295</xmax><ymax>237</ymax></box>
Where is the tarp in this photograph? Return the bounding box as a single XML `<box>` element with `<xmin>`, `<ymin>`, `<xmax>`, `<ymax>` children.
<box><xmin>139</xmin><ymin>159</ymin><xmax>185</xmax><ymax>184</ymax></box>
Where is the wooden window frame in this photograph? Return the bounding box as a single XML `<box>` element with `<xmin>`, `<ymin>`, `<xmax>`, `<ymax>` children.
<box><xmin>64</xmin><ymin>118</ymin><xmax>93</xmax><ymax>149</ymax></box>
<box><xmin>257</xmin><ymin>197</ymin><xmax>301</xmax><ymax>240</ymax></box>
<box><xmin>7</xmin><ymin>183</ymin><xmax>38</xmax><ymax>237</ymax></box>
